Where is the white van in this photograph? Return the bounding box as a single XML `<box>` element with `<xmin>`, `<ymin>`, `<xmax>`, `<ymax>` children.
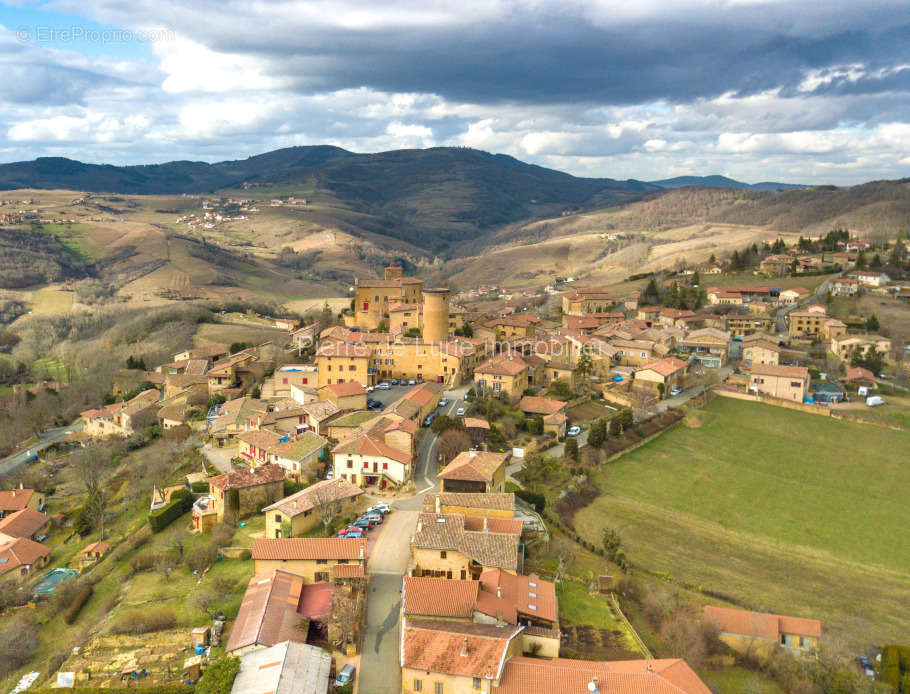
<box><xmin>865</xmin><ymin>395</ymin><xmax>885</xmax><ymax>407</ymax></box>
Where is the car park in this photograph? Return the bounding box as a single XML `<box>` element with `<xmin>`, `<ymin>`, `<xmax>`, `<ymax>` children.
<box><xmin>335</xmin><ymin>665</ymin><xmax>356</xmax><ymax>688</ymax></box>
<box><xmin>455</xmin><ymin>407</ymin><xmax>466</xmax><ymax>416</ymax></box>
<box><xmin>438</xmin><ymin>397</ymin><xmax>448</xmax><ymax>408</ymax></box>
<box><xmin>567</xmin><ymin>426</ymin><xmax>581</xmax><ymax>436</ymax></box>
<box><xmin>376</xmin><ymin>382</ymin><xmax>390</xmax><ymax>390</ymax></box>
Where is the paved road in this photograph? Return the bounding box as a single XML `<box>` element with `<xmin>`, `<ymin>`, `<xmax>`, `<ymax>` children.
<box><xmin>356</xmin><ymin>385</ymin><xmax>466</xmax><ymax>694</ymax></box>
<box><xmin>0</xmin><ymin>421</ymin><xmax>83</xmax><ymax>476</ymax></box>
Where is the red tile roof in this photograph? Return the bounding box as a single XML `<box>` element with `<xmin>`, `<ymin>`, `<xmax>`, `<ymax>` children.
<box><xmin>704</xmin><ymin>605</ymin><xmax>821</xmax><ymax>640</ymax></box>
<box><xmin>637</xmin><ymin>357</ymin><xmax>688</xmax><ymax>378</ymax></box>
<box><xmin>0</xmin><ymin>537</ymin><xmax>49</xmax><ymax>575</ymax></box>
<box><xmin>262</xmin><ymin>478</ymin><xmax>363</xmax><ymax>518</ymax></box>
<box><xmin>252</xmin><ymin>537</ymin><xmax>366</xmax><ymax>561</ymax></box>
<box><xmin>749</xmin><ymin>364</ymin><xmax>809</xmax><ymax>380</ymax></box>
<box><xmin>208</xmin><ymin>463</ymin><xmax>287</xmax><ymax>490</ymax></box>
<box><xmin>0</xmin><ymin>488</ymin><xmax>38</xmax><ymax>513</ymax></box>
<box><xmin>403</xmin><ymin>577</ymin><xmax>480</xmax><ymax>618</ymax></box>
<box><xmin>226</xmin><ymin>570</ymin><xmax>307</xmax><ymax>653</ymax></box>
<box><xmin>0</xmin><ymin>508</ymin><xmax>49</xmax><ymax>539</ymax></box>
<box><xmin>438</xmin><ymin>451</ymin><xmax>509</xmax><ymax>483</ymax></box>
<box><xmin>401</xmin><ymin>618</ymin><xmax>522</xmax><ymax>679</ymax></box>
<box><xmin>475</xmin><ymin>354</ymin><xmax>530</xmax><ymax>376</ymax></box>
<box><xmin>332</xmin><ymin>430</ymin><xmax>413</xmax><ymax>465</ymax></box>
<box><xmin>321</xmin><ymin>381</ymin><xmax>367</xmax><ymax>398</ymax></box>
<box><xmin>331</xmin><ymin>564</ymin><xmax>365</xmax><ymax>579</ymax></box>
<box><xmin>479</xmin><ymin>569</ymin><xmax>556</xmax><ymax>624</ymax></box>
<box><xmin>519</xmin><ymin>396</ymin><xmax>566</xmax><ymax>416</ymax></box>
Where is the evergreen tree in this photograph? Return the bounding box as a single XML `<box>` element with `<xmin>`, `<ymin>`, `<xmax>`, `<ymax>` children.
<box><xmin>865</xmin><ymin>313</ymin><xmax>880</xmax><ymax>332</ymax></box>
<box><xmin>588</xmin><ymin>418</ymin><xmax>607</xmax><ymax>448</ymax></box>
<box><xmin>564</xmin><ymin>437</ymin><xmax>579</xmax><ymax>461</ymax></box>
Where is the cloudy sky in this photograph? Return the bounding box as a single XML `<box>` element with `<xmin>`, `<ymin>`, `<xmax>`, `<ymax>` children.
<box><xmin>0</xmin><ymin>0</ymin><xmax>909</xmax><ymax>185</ymax></box>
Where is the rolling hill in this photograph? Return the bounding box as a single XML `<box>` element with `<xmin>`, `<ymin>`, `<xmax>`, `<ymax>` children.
<box><xmin>649</xmin><ymin>174</ymin><xmax>806</xmax><ymax>192</ymax></box>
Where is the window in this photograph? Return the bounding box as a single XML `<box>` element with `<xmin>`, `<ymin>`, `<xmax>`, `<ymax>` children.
<box><xmin>414</xmin><ymin>680</ymin><xmax>422</xmax><ymax>692</ymax></box>
<box><xmin>435</xmin><ymin>683</ymin><xmax>444</xmax><ymax>694</ymax></box>
<box><xmin>440</xmin><ymin>551</ymin><xmax>447</xmax><ymax>559</ymax></box>
<box><xmin>790</xmin><ymin>381</ymin><xmax>802</xmax><ymax>388</ymax></box>
<box><xmin>347</xmin><ymin>460</ymin><xmax>353</xmax><ymax>469</ymax></box>
<box><xmin>473</xmin><ymin>678</ymin><xmax>482</xmax><ymax>690</ymax></box>
<box><xmin>274</xmin><ymin>514</ymin><xmax>282</xmax><ymax>523</ymax></box>
<box><xmin>282</xmin><ymin>377</ymin><xmax>288</xmax><ymax>384</ymax></box>
<box><xmin>349</xmin><ymin>364</ymin><xmax>356</xmax><ymax>371</ymax></box>
<box><xmin>302</xmin><ymin>377</ymin><xmax>308</xmax><ymax>384</ymax></box>
<box><xmin>315</xmin><ymin>571</ymin><xmax>329</xmax><ymax>582</ymax></box>
<box><xmin>383</xmin><ymin>462</ymin><xmax>388</xmax><ymax>470</ymax></box>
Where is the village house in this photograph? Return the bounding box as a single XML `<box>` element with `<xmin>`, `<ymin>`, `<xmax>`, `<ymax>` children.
<box><xmin>400</xmin><ymin>619</ymin><xmax>524</xmax><ymax>694</ymax></box>
<box><xmin>422</xmin><ymin>493</ymin><xmax>515</xmax><ymax>520</ymax></box>
<box><xmin>251</xmin><ymin>537</ymin><xmax>366</xmax><ymax>583</ymax></box>
<box><xmin>850</xmin><ymin>271</ymin><xmax>891</xmax><ymax>287</ymax></box>
<box><xmin>402</xmin><ymin>570</ymin><xmax>559</xmax><ymax>657</ymax></box>
<box><xmin>266</xmin><ymin>364</ymin><xmax>317</xmax><ymax>397</ymax></box>
<box><xmin>561</xmin><ymin>290</ymin><xmax>614</xmax><ymax>316</ymax></box>
<box><xmin>748</xmin><ymin>364</ymin><xmax>810</xmax><ymax>402</ymax></box>
<box><xmin>474</xmin><ymin>354</ymin><xmax>533</xmax><ymax>398</ymax></box>
<box><xmin>438</xmin><ymin>451</ymin><xmax>510</xmax><ymax>493</ymax></box>
<box><xmin>677</xmin><ymin>328</ymin><xmax>731</xmax><ymax>367</ymax></box>
<box><xmin>787</xmin><ymin>304</ymin><xmax>828</xmax><ymax>339</ymax></box>
<box><xmin>725</xmin><ymin>313</ymin><xmax>776</xmax><ymax>336</ymax></box>
<box><xmin>823</xmin><ymin>318</ymin><xmax>848</xmax><ymax>342</ymax></box>
<box><xmin>0</xmin><ymin>486</ymin><xmax>45</xmax><ymax>517</ymax></box>
<box><xmin>206</xmin><ymin>352</ymin><xmax>258</xmax><ymax>392</ymax></box>
<box><xmin>480</xmin><ymin>314</ymin><xmax>540</xmax><ymax>341</ymax></box>
<box><xmin>831</xmin><ymin>334</ymin><xmax>891</xmax><ymax>362</ymax></box>
<box><xmin>0</xmin><ymin>508</ymin><xmax>50</xmax><ymax>543</ymax></box>
<box><xmin>230</xmin><ymin>641</ymin><xmax>331</xmax><ymax>694</ymax></box>
<box><xmin>262</xmin><ymin>478</ymin><xmax>363</xmax><ymax>538</ymax></box>
<box><xmin>81</xmin><ymin>388</ymin><xmax>160</xmax><ymax>438</ymax></box>
<box><xmin>760</xmin><ymin>254</ymin><xmax>793</xmax><ymax>276</ymax></box>
<box><xmin>704</xmin><ymin>605</ymin><xmax>821</xmax><ymax>658</ymax></box>
<box><xmin>208</xmin><ymin>397</ymin><xmax>270</xmax><ymax>447</ymax></box>
<box><xmin>829</xmin><ymin>277</ymin><xmax>860</xmax><ymax>297</ymax></box>
<box><xmin>80</xmin><ymin>541</ymin><xmax>110</xmax><ymax>563</ymax></box>
<box><xmin>318</xmin><ymin>381</ymin><xmax>368</xmax><ymax>410</ymax></box>
<box><xmin>173</xmin><ymin>345</ymin><xmax>229</xmax><ymax>363</ymax></box>
<box><xmin>742</xmin><ymin>339</ymin><xmax>781</xmax><ymax>367</ymax></box>
<box><xmin>331</xmin><ymin>419</ymin><xmax>415</xmax><ymax>490</ymax></box>
<box><xmin>226</xmin><ymin>569</ymin><xmax>338</xmax><ymax>655</ymax></box>
<box><xmin>518</xmin><ymin>395</ymin><xmax>566</xmax><ymax>419</ymax></box>
<box><xmin>411</xmin><ymin>512</ymin><xmax>521</xmax><ymax>579</ymax></box>
<box><xmin>611</xmin><ymin>338</ymin><xmax>656</xmax><ymax>367</ymax></box>
<box><xmin>291</xmin><ymin>323</ymin><xmax>319</xmax><ymax>351</ymax></box>
<box><xmin>633</xmin><ymin>357</ymin><xmax>688</xmax><ymax>395</ymax></box>
<box><xmin>198</xmin><ymin>464</ymin><xmax>286</xmax><ymax>527</ymax></box>
<box><xmin>273</xmin><ymin>317</ymin><xmax>300</xmax><ymax>331</ymax></box>
<box><xmin>348</xmin><ymin>265</ymin><xmax>424</xmax><ymax>331</ymax></box>
<box><xmin>0</xmin><ymin>537</ymin><xmax>50</xmax><ymax>584</ymax></box>
<box><xmin>777</xmin><ymin>287</ymin><xmax>811</xmax><ymax>305</ymax></box>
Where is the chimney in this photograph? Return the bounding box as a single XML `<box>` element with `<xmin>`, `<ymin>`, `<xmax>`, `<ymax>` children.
<box><xmin>435</xmin><ymin>496</ymin><xmax>440</xmax><ymax>514</ymax></box>
<box><xmin>496</xmin><ymin>585</ymin><xmax>501</xmax><ymax>598</ymax></box>
<box><xmin>588</xmin><ymin>677</ymin><xmax>599</xmax><ymax>694</ymax></box>
<box><xmin>460</xmin><ymin>637</ymin><xmax>469</xmax><ymax>657</ymax></box>
<box><xmin>646</xmin><ymin>664</ymin><xmax>653</xmax><ymax>673</ymax></box>
<box><xmin>18</xmin><ymin>482</ymin><xmax>23</xmax><ymax>490</ymax></box>
<box><xmin>359</xmin><ymin>544</ymin><xmax>364</xmax><ymax>560</ymax></box>
<box><xmin>483</xmin><ymin>517</ymin><xmax>489</xmax><ymax>532</ymax></box>
<box><xmin>417</xmin><ymin>521</ymin><xmax>422</xmax><ymax>533</ymax></box>
<box><xmin>293</xmin><ymin>500</ymin><xmax>298</xmax><ymax>510</ymax></box>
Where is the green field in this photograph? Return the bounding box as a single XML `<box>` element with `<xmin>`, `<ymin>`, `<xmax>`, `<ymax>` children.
<box><xmin>575</xmin><ymin>397</ymin><xmax>910</xmax><ymax>647</ymax></box>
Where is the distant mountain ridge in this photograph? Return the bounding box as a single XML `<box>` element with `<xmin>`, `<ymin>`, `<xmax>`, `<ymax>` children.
<box><xmin>649</xmin><ymin>174</ymin><xmax>807</xmax><ymax>192</ymax></box>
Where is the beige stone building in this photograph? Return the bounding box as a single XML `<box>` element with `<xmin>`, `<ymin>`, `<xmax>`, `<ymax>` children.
<box><xmin>438</xmin><ymin>451</ymin><xmax>510</xmax><ymax>493</ymax></box>
<box><xmin>262</xmin><ymin>478</ymin><xmax>363</xmax><ymax>538</ymax></box>
<box><xmin>787</xmin><ymin>304</ymin><xmax>828</xmax><ymax>339</ymax></box>
<box><xmin>474</xmin><ymin>354</ymin><xmax>533</xmax><ymax>397</ymax></box>
<box><xmin>705</xmin><ymin>605</ymin><xmax>820</xmax><ymax>659</ymax></box>
<box><xmin>743</xmin><ymin>339</ymin><xmax>781</xmax><ymax>367</ymax></box>
<box><xmin>349</xmin><ymin>264</ymin><xmax>424</xmax><ymax>331</ymax></box>
<box><xmin>411</xmin><ymin>512</ymin><xmax>520</xmax><ymax>580</ymax></box>
<box><xmin>748</xmin><ymin>364</ymin><xmax>810</xmax><ymax>401</ymax></box>
<box><xmin>251</xmin><ymin>537</ymin><xmax>366</xmax><ymax>582</ymax></box>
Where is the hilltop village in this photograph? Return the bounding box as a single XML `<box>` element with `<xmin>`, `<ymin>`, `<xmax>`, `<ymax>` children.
<box><xmin>1</xmin><ymin>230</ymin><xmax>910</xmax><ymax>694</ymax></box>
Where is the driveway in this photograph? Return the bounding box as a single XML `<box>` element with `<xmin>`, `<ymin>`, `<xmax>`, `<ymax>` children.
<box><xmin>199</xmin><ymin>442</ymin><xmax>234</xmax><ymax>473</ymax></box>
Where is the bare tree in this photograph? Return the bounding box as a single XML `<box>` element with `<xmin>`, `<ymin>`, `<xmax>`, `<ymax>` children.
<box><xmin>308</xmin><ymin>482</ymin><xmax>344</xmax><ymax>535</ymax></box>
<box><xmin>327</xmin><ymin>590</ymin><xmax>364</xmax><ymax>649</ymax></box>
<box><xmin>193</xmin><ymin>589</ymin><xmax>222</xmax><ymax>619</ymax></box>
<box><xmin>437</xmin><ymin>428</ymin><xmax>472</xmax><ymax>466</ymax></box>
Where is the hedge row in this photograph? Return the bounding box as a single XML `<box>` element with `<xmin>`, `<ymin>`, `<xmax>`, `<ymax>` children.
<box><xmin>148</xmin><ymin>489</ymin><xmax>193</xmax><ymax>533</ymax></box>
<box><xmin>63</xmin><ymin>585</ymin><xmax>93</xmax><ymax>625</ymax></box>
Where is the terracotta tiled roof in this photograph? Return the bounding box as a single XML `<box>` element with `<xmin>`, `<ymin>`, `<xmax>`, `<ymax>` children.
<box><xmin>269</xmin><ymin>432</ymin><xmax>326</xmax><ymax>461</ymax></box>
<box><xmin>403</xmin><ymin>577</ymin><xmax>480</xmax><ymax>618</ymax></box>
<box><xmin>843</xmin><ymin>366</ymin><xmax>875</xmax><ymax>381</ymax></box>
<box><xmin>463</xmin><ymin>516</ymin><xmax>523</xmax><ymax>535</ymax></box>
<box><xmin>637</xmin><ymin>357</ymin><xmax>688</xmax><ymax>378</ymax></box>
<box><xmin>332</xmin><ymin>430</ymin><xmax>413</xmax><ymax>465</ymax></box>
<box><xmin>226</xmin><ymin>570</ymin><xmax>308</xmax><ymax>653</ymax></box>
<box><xmin>0</xmin><ymin>537</ymin><xmax>49</xmax><ymax>575</ymax></box>
<box><xmin>704</xmin><ymin>605</ymin><xmax>820</xmax><ymax>640</ymax></box>
<box><xmin>183</xmin><ymin>359</ymin><xmax>209</xmax><ymax>376</ymax></box>
<box><xmin>262</xmin><ymin>478</ymin><xmax>363</xmax><ymax>518</ymax></box>
<box><xmin>331</xmin><ymin>564</ymin><xmax>364</xmax><ymax>579</ymax></box>
<box><xmin>385</xmin><ymin>417</ymin><xmax>418</xmax><ymax>435</ymax></box>
<box><xmin>496</xmin><ymin>657</ymin><xmax>713</xmax><ymax>694</ymax></box>
<box><xmin>321</xmin><ymin>381</ymin><xmax>367</xmax><ymax>398</ymax></box>
<box><xmin>475</xmin><ymin>354</ymin><xmax>530</xmax><ymax>376</ymax></box>
<box><xmin>413</xmin><ymin>513</ymin><xmax>519</xmax><ymax>571</ymax></box>
<box><xmin>463</xmin><ymin>417</ymin><xmax>491</xmax><ymax>430</ymax></box>
<box><xmin>423</xmin><ymin>492</ymin><xmax>514</xmax><ymax>512</ymax></box>
<box><xmin>744</xmin><ymin>340</ymin><xmax>781</xmax><ymax>353</ymax></box>
<box><xmin>519</xmin><ymin>396</ymin><xmax>566</xmax><ymax>416</ymax></box>
<box><xmin>208</xmin><ymin>463</ymin><xmax>286</xmax><ymax>490</ymax></box>
<box><xmin>316</xmin><ymin>343</ymin><xmax>372</xmax><ymax>358</ymax></box>
<box><xmin>479</xmin><ymin>569</ymin><xmax>556</xmax><ymax>624</ymax></box>
<box><xmin>0</xmin><ymin>488</ymin><xmax>38</xmax><ymax>513</ymax></box>
<box><xmin>300</xmin><ymin>400</ymin><xmax>341</xmax><ymax>423</ymax></box>
<box><xmin>404</xmin><ymin>381</ymin><xmax>444</xmax><ymax>406</ymax></box>
<box><xmin>438</xmin><ymin>451</ymin><xmax>509</xmax><ymax>483</ymax></box>
<box><xmin>401</xmin><ymin>618</ymin><xmax>522</xmax><ymax>679</ymax></box>
<box><xmin>749</xmin><ymin>364</ymin><xmax>809</xmax><ymax>380</ymax></box>
<box><xmin>83</xmin><ymin>541</ymin><xmax>110</xmax><ymax>554</ymax></box>
<box><xmin>0</xmin><ymin>509</ymin><xmax>49</xmax><ymax>539</ymax></box>
<box><xmin>252</xmin><ymin>537</ymin><xmax>366</xmax><ymax>561</ymax></box>
<box><xmin>238</xmin><ymin>429</ymin><xmax>283</xmax><ymax>450</ymax></box>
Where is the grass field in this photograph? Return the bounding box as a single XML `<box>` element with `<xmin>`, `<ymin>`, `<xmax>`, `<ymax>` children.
<box><xmin>29</xmin><ymin>287</ymin><xmax>74</xmax><ymax>314</ymax></box>
<box><xmin>575</xmin><ymin>397</ymin><xmax>910</xmax><ymax>648</ymax></box>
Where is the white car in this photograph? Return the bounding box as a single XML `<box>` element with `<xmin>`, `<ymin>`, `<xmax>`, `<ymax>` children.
<box><xmin>669</xmin><ymin>386</ymin><xmax>683</xmax><ymax>396</ymax></box>
<box><xmin>455</xmin><ymin>407</ymin><xmax>466</xmax><ymax>416</ymax></box>
<box><xmin>438</xmin><ymin>397</ymin><xmax>449</xmax><ymax>408</ymax></box>
<box><xmin>376</xmin><ymin>382</ymin><xmax>390</xmax><ymax>390</ymax></box>
<box><xmin>408</xmin><ymin>379</ymin><xmax>417</xmax><ymax>385</ymax></box>
<box><xmin>566</xmin><ymin>426</ymin><xmax>581</xmax><ymax>437</ymax></box>
<box><xmin>366</xmin><ymin>385</ymin><xmax>375</xmax><ymax>392</ymax></box>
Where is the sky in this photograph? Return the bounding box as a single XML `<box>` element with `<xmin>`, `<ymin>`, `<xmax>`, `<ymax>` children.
<box><xmin>0</xmin><ymin>0</ymin><xmax>909</xmax><ymax>185</ymax></box>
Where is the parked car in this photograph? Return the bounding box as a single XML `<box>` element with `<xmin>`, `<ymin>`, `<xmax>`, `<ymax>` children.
<box><xmin>437</xmin><ymin>397</ymin><xmax>449</xmax><ymax>408</ymax></box>
<box><xmin>369</xmin><ymin>503</ymin><xmax>391</xmax><ymax>515</ymax></box>
<box><xmin>866</xmin><ymin>395</ymin><xmax>885</xmax><ymax>407</ymax></box>
<box><xmin>367</xmin><ymin>399</ymin><xmax>383</xmax><ymax>410</ymax></box>
<box><xmin>365</xmin><ymin>385</ymin><xmax>374</xmax><ymax>392</ymax></box>
<box><xmin>360</xmin><ymin>512</ymin><xmax>383</xmax><ymax>524</ymax></box>
<box><xmin>351</xmin><ymin>519</ymin><xmax>374</xmax><ymax>530</ymax></box>
<box><xmin>408</xmin><ymin>378</ymin><xmax>417</xmax><ymax>385</ymax></box>
<box><xmin>343</xmin><ymin>525</ymin><xmax>364</xmax><ymax>534</ymax></box>
<box><xmin>669</xmin><ymin>386</ymin><xmax>683</xmax><ymax>396</ymax></box>
<box><xmin>423</xmin><ymin>412</ymin><xmax>437</xmax><ymax>427</ymax></box>
<box><xmin>455</xmin><ymin>407</ymin><xmax>466</xmax><ymax>416</ymax></box>
<box><xmin>326</xmin><ymin>470</ymin><xmax>334</xmax><ymax>480</ymax></box>
<box><xmin>390</xmin><ymin>378</ymin><xmax>399</xmax><ymax>385</ymax></box>
<box><xmin>376</xmin><ymin>382</ymin><xmax>390</xmax><ymax>390</ymax></box>
<box><xmin>416</xmin><ymin>377</ymin><xmax>424</xmax><ymax>383</ymax></box>
<box><xmin>567</xmin><ymin>426</ymin><xmax>582</xmax><ymax>437</ymax></box>
<box><xmin>335</xmin><ymin>665</ymin><xmax>356</xmax><ymax>688</ymax></box>
<box><xmin>339</xmin><ymin>529</ymin><xmax>363</xmax><ymax>539</ymax></box>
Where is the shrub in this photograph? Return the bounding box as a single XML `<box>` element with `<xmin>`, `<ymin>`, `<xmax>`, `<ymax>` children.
<box><xmin>111</xmin><ymin>608</ymin><xmax>176</xmax><ymax>634</ymax></box>
<box><xmin>515</xmin><ymin>489</ymin><xmax>546</xmax><ymax>512</ymax></box>
<box><xmin>148</xmin><ymin>491</ymin><xmax>192</xmax><ymax>532</ymax></box>
<box><xmin>196</xmin><ymin>656</ymin><xmax>240</xmax><ymax>694</ymax></box>
<box><xmin>63</xmin><ymin>585</ymin><xmax>93</xmax><ymax>624</ymax></box>
<box><xmin>128</xmin><ymin>554</ymin><xmax>158</xmax><ymax>575</ymax></box>
<box><xmin>191</xmin><ymin>481</ymin><xmax>210</xmax><ymax>494</ymax></box>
